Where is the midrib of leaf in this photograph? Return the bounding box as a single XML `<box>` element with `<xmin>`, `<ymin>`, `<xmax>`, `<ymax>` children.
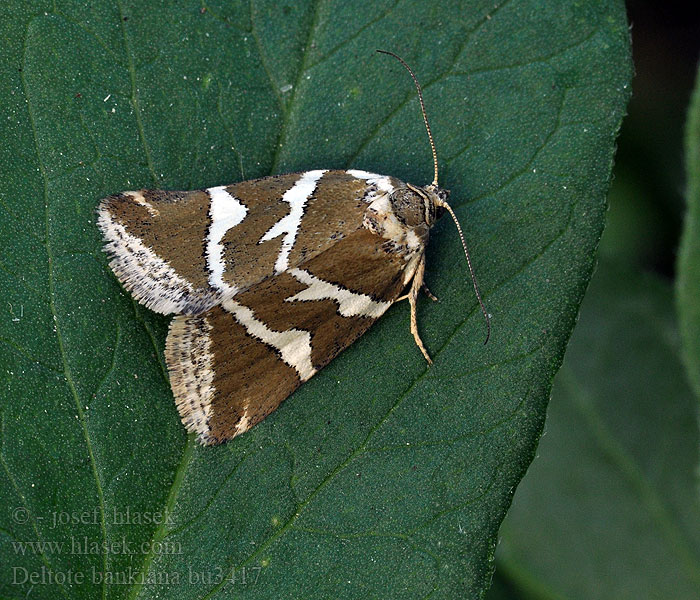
<box><xmin>109</xmin><ymin>8</ymin><xmax>203</xmax><ymax>598</ymax></box>
<box><xmin>20</xmin><ymin>14</ymin><xmax>109</xmax><ymax>600</ymax></box>
<box><xmin>111</xmin><ymin>5</ymin><xmax>326</xmax><ymax>599</ymax></box>
<box><xmin>558</xmin><ymin>366</ymin><xmax>700</xmax><ymax>587</ymax></box>
<box><xmin>130</xmin><ymin>299</ymin><xmax>169</xmax><ymax>382</ymax></box>
<box><xmin>120</xmin><ymin>3</ymin><xmax>327</xmax><ymax>596</ymax></box>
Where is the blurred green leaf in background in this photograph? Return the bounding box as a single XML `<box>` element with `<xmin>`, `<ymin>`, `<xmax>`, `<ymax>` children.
<box><xmin>678</xmin><ymin>63</ymin><xmax>700</xmax><ymax>400</ymax></box>
<box><xmin>0</xmin><ymin>1</ymin><xmax>633</xmax><ymax>599</ymax></box>
<box><xmin>492</xmin><ymin>262</ymin><xmax>700</xmax><ymax>599</ymax></box>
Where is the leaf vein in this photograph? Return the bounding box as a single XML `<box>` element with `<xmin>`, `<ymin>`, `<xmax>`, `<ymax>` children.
<box><xmin>20</xmin><ymin>17</ymin><xmax>110</xmax><ymax>599</ymax></box>
<box><xmin>126</xmin><ymin>435</ymin><xmax>196</xmax><ymax>600</ymax></box>
<box><xmin>0</xmin><ymin>410</ymin><xmax>71</xmax><ymax>600</ymax></box>
<box><xmin>116</xmin><ymin>0</ymin><xmax>159</xmax><ymax>185</ymax></box>
<box><xmin>306</xmin><ymin>0</ymin><xmax>402</xmax><ymax>70</ymax></box>
<box><xmin>268</xmin><ymin>0</ymin><xmax>323</xmax><ymax>174</ymax></box>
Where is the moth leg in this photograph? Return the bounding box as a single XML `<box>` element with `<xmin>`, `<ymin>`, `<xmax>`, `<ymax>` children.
<box><xmin>395</xmin><ymin>282</ymin><xmax>438</xmax><ymax>303</ymax></box>
<box><xmin>421</xmin><ymin>283</ymin><xmax>438</xmax><ymax>302</ymax></box>
<box><xmin>409</xmin><ymin>255</ymin><xmax>433</xmax><ymax>365</ymax></box>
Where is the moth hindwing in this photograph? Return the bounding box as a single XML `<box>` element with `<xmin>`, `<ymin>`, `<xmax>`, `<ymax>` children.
<box><xmin>98</xmin><ymin>169</ymin><xmax>449</xmax><ymax>444</ymax></box>
<box><xmin>98</xmin><ymin>52</ymin><xmax>489</xmax><ymax>445</ymax></box>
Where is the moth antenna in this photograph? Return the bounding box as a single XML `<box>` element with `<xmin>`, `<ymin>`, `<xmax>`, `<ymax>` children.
<box><xmin>376</xmin><ymin>49</ymin><xmax>439</xmax><ymax>187</ymax></box>
<box><xmin>379</xmin><ymin>50</ymin><xmax>490</xmax><ymax>343</ymax></box>
<box><xmin>437</xmin><ymin>199</ymin><xmax>491</xmax><ymax>345</ymax></box>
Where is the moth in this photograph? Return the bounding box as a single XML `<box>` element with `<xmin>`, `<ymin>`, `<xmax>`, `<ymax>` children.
<box><xmin>97</xmin><ymin>51</ymin><xmax>489</xmax><ymax>445</ymax></box>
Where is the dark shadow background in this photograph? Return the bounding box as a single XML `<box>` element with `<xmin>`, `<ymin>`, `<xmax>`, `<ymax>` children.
<box><xmin>599</xmin><ymin>0</ymin><xmax>699</xmax><ymax>276</ymax></box>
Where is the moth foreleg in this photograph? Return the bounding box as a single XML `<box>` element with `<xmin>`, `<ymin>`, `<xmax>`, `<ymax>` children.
<box><xmin>408</xmin><ymin>254</ymin><xmax>433</xmax><ymax>365</ymax></box>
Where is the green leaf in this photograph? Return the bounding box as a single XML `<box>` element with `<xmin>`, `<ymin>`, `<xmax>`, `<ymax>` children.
<box><xmin>492</xmin><ymin>263</ymin><xmax>700</xmax><ymax>599</ymax></box>
<box><xmin>487</xmin><ymin>573</ymin><xmax>527</xmax><ymax>600</ymax></box>
<box><xmin>0</xmin><ymin>1</ymin><xmax>631</xmax><ymax>598</ymax></box>
<box><xmin>678</xmin><ymin>63</ymin><xmax>700</xmax><ymax>399</ymax></box>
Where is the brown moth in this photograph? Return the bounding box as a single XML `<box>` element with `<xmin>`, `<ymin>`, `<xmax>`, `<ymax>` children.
<box><xmin>97</xmin><ymin>51</ymin><xmax>488</xmax><ymax>445</ymax></box>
